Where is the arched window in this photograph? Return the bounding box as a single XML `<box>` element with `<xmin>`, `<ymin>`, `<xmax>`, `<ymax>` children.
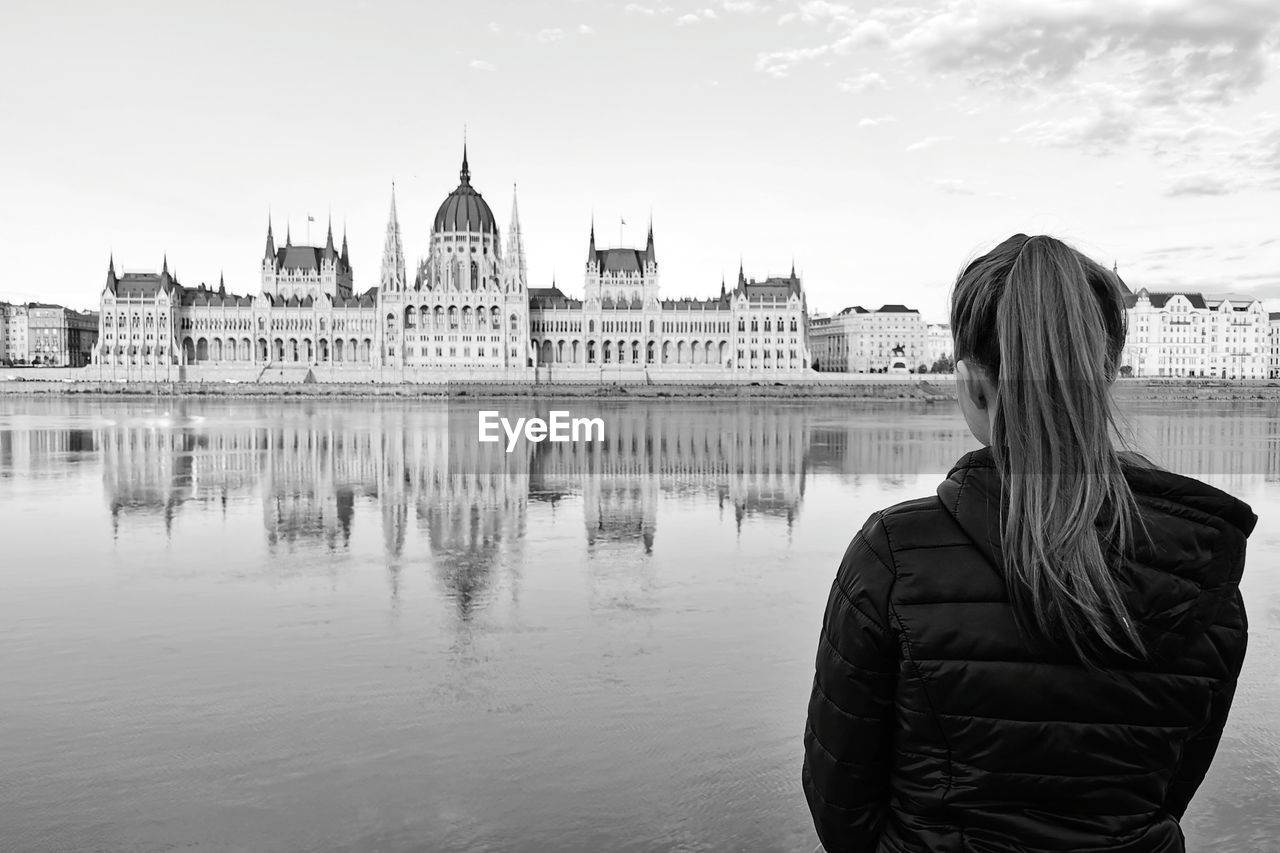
<box><xmin>510</xmin><ymin>314</ymin><xmax>518</xmax><ymax>331</ymax></box>
<box><xmin>738</xmin><ymin>318</ymin><xmax>745</xmax><ymax>332</ymax></box>
<box><xmin>405</xmin><ymin>306</ymin><xmax>416</xmax><ymax>327</ymax></box>
<box><xmin>471</xmin><ymin>262</ymin><xmax>479</xmax><ymax>290</ymax></box>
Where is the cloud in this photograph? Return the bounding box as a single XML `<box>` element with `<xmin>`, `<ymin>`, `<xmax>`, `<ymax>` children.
<box><xmin>721</xmin><ymin>0</ymin><xmax>765</xmax><ymax>12</ymax></box>
<box><xmin>537</xmin><ymin>27</ymin><xmax>566</xmax><ymax>42</ymax></box>
<box><xmin>892</xmin><ymin>0</ymin><xmax>1279</xmax><ymax>107</ymax></box>
<box><xmin>677</xmin><ymin>8</ymin><xmax>720</xmax><ymax>25</ymax></box>
<box><xmin>469</xmin><ymin>59</ymin><xmax>496</xmax><ymax>72</ymax></box>
<box><xmin>488</xmin><ymin>21</ymin><xmax>501</xmax><ymax>34</ymax></box>
<box><xmin>935</xmin><ymin>178</ymin><xmax>975</xmax><ymax>195</ymax></box>
<box><xmin>858</xmin><ymin>115</ymin><xmax>897</xmax><ymax>127</ymax></box>
<box><xmin>838</xmin><ymin>71</ymin><xmax>886</xmax><ymax>93</ymax></box>
<box><xmin>578</xmin><ymin>23</ymin><xmax>594</xmax><ymax>35</ymax></box>
<box><xmin>758</xmin><ymin>0</ymin><xmax>1280</xmax><ymax>186</ymax></box>
<box><xmin>625</xmin><ymin>3</ymin><xmax>658</xmax><ymax>13</ymax></box>
<box><xmin>755</xmin><ymin>19</ymin><xmax>889</xmax><ymax>76</ymax></box>
<box><xmin>906</xmin><ymin>135</ymin><xmax>952</xmax><ymax>151</ymax></box>
<box><xmin>1166</xmin><ymin>172</ymin><xmax>1236</xmax><ymax>196</ymax></box>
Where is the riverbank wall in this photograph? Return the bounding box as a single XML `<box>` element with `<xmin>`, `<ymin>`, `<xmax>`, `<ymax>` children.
<box><xmin>5</xmin><ymin>374</ymin><xmax>1280</xmax><ymax>402</ymax></box>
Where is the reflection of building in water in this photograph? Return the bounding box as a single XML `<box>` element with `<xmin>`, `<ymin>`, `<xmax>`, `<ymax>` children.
<box><xmin>101</xmin><ymin>426</ymin><xmax>196</xmax><ymax>533</ymax></box>
<box><xmin>374</xmin><ymin>407</ymin><xmax>530</xmax><ymax>619</ymax></box>
<box><xmin>262</xmin><ymin>419</ymin><xmax>378</xmax><ymax>549</ymax></box>
<box><xmin>1119</xmin><ymin>407</ymin><xmax>1280</xmax><ymax>490</ymax></box>
<box><xmin>0</xmin><ymin>426</ymin><xmax>97</xmax><ymax>478</ymax></box>
<box><xmin>809</xmin><ymin>418</ymin><xmax>976</xmax><ymax>484</ymax></box>
<box><xmin>526</xmin><ymin>404</ymin><xmax>808</xmax><ymax>548</ymax></box>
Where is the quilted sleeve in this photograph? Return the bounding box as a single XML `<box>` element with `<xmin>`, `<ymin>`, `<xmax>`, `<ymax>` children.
<box><xmin>802</xmin><ymin>513</ymin><xmax>900</xmax><ymax>853</ymax></box>
<box><xmin>1164</xmin><ymin>585</ymin><xmax>1248</xmax><ymax>820</ymax></box>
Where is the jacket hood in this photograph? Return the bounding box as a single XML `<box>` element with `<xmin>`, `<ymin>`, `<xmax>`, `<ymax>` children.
<box><xmin>937</xmin><ymin>446</ymin><xmax>1256</xmax><ymax>657</ymax></box>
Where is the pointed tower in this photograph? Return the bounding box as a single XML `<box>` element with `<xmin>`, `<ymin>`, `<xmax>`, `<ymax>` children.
<box><xmin>324</xmin><ymin>217</ymin><xmax>336</xmax><ymax>261</ymax></box>
<box><xmin>737</xmin><ymin>258</ymin><xmax>746</xmax><ymax>290</ymax></box>
<box><xmin>505</xmin><ymin>184</ymin><xmax>527</xmax><ymax>291</ymax></box>
<box><xmin>285</xmin><ymin>223</ymin><xmax>292</xmax><ymax>248</ymax></box>
<box><xmin>264</xmin><ymin>218</ymin><xmax>276</xmax><ymax>260</ymax></box>
<box><xmin>645</xmin><ymin>216</ymin><xmax>656</xmax><ymax>268</ymax></box>
<box><xmin>380</xmin><ymin>183</ymin><xmax>406</xmax><ymax>293</ymax></box>
<box><xmin>105</xmin><ymin>254</ymin><xmax>118</xmax><ymax>294</ymax></box>
<box><xmin>587</xmin><ymin>218</ymin><xmax>597</xmax><ymax>266</ymax></box>
<box><xmin>340</xmin><ymin>227</ymin><xmax>350</xmax><ymax>268</ymax></box>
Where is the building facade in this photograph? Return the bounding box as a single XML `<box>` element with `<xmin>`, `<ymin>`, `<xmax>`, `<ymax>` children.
<box><xmin>92</xmin><ymin>150</ymin><xmax>811</xmax><ymax>382</ymax></box>
<box><xmin>1</xmin><ymin>303</ymin><xmax>28</xmax><ymax>365</ymax></box>
<box><xmin>808</xmin><ymin>304</ymin><xmax>928</xmax><ymax>373</ymax></box>
<box><xmin>926</xmin><ymin>323</ymin><xmax>952</xmax><ymax>369</ymax></box>
<box><xmin>1121</xmin><ymin>289</ymin><xmax>1269</xmax><ymax>379</ymax></box>
<box><xmin>0</xmin><ymin>302</ymin><xmax>97</xmax><ymax>366</ymax></box>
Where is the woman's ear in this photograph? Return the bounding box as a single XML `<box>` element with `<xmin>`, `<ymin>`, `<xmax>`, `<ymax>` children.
<box><xmin>955</xmin><ymin>359</ymin><xmax>988</xmax><ymax>410</ymax></box>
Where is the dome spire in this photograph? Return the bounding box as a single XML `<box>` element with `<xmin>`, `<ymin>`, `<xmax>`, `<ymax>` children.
<box><xmin>460</xmin><ymin>135</ymin><xmax>470</xmax><ymax>184</ymax></box>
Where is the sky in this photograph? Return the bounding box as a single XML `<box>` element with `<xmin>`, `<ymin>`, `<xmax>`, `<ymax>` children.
<box><xmin>2</xmin><ymin>0</ymin><xmax>1278</xmax><ymax>322</ymax></box>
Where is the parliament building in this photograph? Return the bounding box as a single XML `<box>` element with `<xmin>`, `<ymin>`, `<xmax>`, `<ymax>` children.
<box><xmin>93</xmin><ymin>149</ymin><xmax>812</xmax><ymax>382</ymax></box>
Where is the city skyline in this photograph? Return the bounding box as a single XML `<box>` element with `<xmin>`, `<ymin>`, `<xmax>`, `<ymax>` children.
<box><xmin>4</xmin><ymin>1</ymin><xmax>1279</xmax><ymax>322</ymax></box>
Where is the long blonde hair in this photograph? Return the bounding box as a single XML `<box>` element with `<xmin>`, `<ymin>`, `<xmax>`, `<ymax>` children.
<box><xmin>951</xmin><ymin>234</ymin><xmax>1147</xmax><ymax>664</ymax></box>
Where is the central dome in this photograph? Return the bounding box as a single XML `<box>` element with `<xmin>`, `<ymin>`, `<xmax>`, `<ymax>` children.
<box><xmin>433</xmin><ymin>147</ymin><xmax>497</xmax><ymax>234</ymax></box>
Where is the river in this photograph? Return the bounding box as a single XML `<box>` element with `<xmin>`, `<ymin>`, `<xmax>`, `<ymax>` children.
<box><xmin>0</xmin><ymin>397</ymin><xmax>1276</xmax><ymax>852</ymax></box>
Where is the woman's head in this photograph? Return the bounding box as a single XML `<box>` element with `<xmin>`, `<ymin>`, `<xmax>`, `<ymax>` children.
<box><xmin>948</xmin><ymin>234</ymin><xmax>1146</xmax><ymax>664</ymax></box>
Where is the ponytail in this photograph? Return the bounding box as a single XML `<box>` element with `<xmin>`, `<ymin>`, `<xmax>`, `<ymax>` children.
<box><xmin>951</xmin><ymin>234</ymin><xmax>1147</xmax><ymax>664</ymax></box>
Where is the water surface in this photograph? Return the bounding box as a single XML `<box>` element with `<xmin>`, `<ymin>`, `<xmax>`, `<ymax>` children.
<box><xmin>0</xmin><ymin>397</ymin><xmax>1276</xmax><ymax>852</ymax></box>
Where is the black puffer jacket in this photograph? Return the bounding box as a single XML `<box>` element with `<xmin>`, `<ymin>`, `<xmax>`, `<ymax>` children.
<box><xmin>803</xmin><ymin>447</ymin><xmax>1255</xmax><ymax>853</ymax></box>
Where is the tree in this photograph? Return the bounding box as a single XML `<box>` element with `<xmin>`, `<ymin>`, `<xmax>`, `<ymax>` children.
<box><xmin>1119</xmin><ymin>365</ymin><xmax>1134</xmax><ymax>378</ymax></box>
<box><xmin>929</xmin><ymin>355</ymin><xmax>955</xmax><ymax>374</ymax></box>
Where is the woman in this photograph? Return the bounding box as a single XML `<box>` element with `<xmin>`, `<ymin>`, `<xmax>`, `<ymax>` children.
<box><xmin>802</xmin><ymin>234</ymin><xmax>1254</xmax><ymax>852</ymax></box>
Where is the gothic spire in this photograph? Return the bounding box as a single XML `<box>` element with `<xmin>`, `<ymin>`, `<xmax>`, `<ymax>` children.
<box><xmin>324</xmin><ymin>216</ymin><xmax>336</xmax><ymax>260</ymax></box>
<box><xmin>265</xmin><ymin>217</ymin><xmax>276</xmax><ymax>260</ymax></box>
<box><xmin>106</xmin><ymin>254</ymin><xmax>118</xmax><ymax>293</ymax></box>
<box><xmin>738</xmin><ymin>256</ymin><xmax>746</xmax><ymax>289</ymax></box>
<box><xmin>588</xmin><ymin>216</ymin><xmax>596</xmax><ymax>264</ymax></box>
<box><xmin>505</xmin><ymin>183</ymin><xmax>527</xmax><ymax>290</ymax></box>
<box><xmin>460</xmin><ymin>142</ymin><xmax>471</xmax><ymax>184</ymax></box>
<box><xmin>340</xmin><ymin>225</ymin><xmax>349</xmax><ymax>266</ymax></box>
<box><xmin>162</xmin><ymin>253</ymin><xmax>169</xmax><ymax>275</ymax></box>
<box><xmin>645</xmin><ymin>215</ymin><xmax>655</xmax><ymax>265</ymax></box>
<box><xmin>285</xmin><ymin>223</ymin><xmax>292</xmax><ymax>248</ymax></box>
<box><xmin>380</xmin><ymin>182</ymin><xmax>406</xmax><ymax>293</ymax></box>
